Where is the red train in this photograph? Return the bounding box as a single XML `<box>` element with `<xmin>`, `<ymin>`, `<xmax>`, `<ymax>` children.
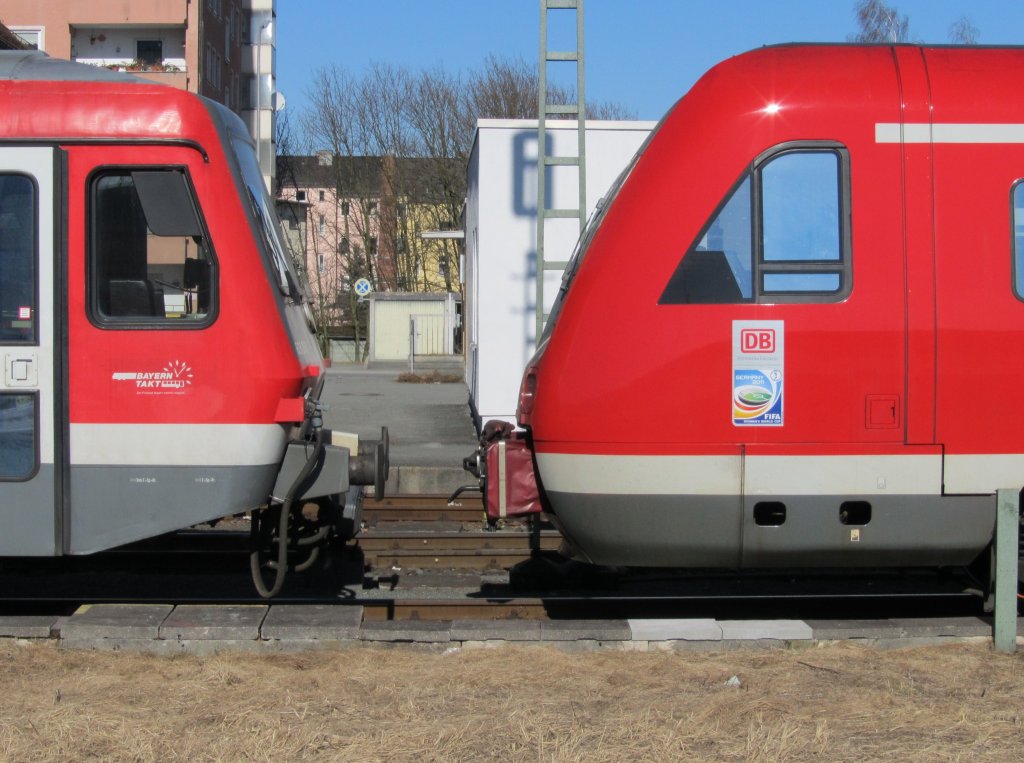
<box><xmin>0</xmin><ymin>51</ymin><xmax>386</xmax><ymax>596</ymax></box>
<box><xmin>480</xmin><ymin>44</ymin><xmax>1024</xmax><ymax>584</ymax></box>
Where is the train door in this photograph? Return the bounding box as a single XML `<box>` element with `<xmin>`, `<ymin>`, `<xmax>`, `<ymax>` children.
<box><xmin>925</xmin><ymin>51</ymin><xmax>1024</xmax><ymax>499</ymax></box>
<box><xmin>64</xmin><ymin>144</ymin><xmax>235</xmax><ymax>554</ymax></box>
<box><xmin>932</xmin><ymin>130</ymin><xmax>1024</xmax><ymax>494</ymax></box>
<box><xmin>0</xmin><ymin>146</ymin><xmax>61</xmax><ymax>555</ymax></box>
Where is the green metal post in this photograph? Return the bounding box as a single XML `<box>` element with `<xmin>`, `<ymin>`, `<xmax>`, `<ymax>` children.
<box><xmin>994</xmin><ymin>488</ymin><xmax>1019</xmax><ymax>653</ymax></box>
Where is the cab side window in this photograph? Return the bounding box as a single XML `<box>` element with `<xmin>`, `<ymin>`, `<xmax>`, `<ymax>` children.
<box><xmin>661</xmin><ymin>145</ymin><xmax>851</xmax><ymax>304</ymax></box>
<box><xmin>90</xmin><ymin>169</ymin><xmax>215</xmax><ymax>325</ymax></box>
<box><xmin>1012</xmin><ymin>182</ymin><xmax>1024</xmax><ymax>299</ymax></box>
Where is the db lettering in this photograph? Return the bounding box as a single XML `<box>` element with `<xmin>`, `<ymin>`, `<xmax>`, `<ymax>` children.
<box><xmin>741</xmin><ymin>329</ymin><xmax>775</xmax><ymax>353</ymax></box>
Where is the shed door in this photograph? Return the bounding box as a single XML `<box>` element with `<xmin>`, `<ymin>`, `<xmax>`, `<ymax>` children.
<box><xmin>0</xmin><ymin>147</ymin><xmax>61</xmax><ymax>555</ymax></box>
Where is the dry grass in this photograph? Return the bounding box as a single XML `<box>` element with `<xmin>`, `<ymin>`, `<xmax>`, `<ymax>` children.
<box><xmin>396</xmin><ymin>370</ymin><xmax>465</xmax><ymax>384</ymax></box>
<box><xmin>0</xmin><ymin>641</ymin><xmax>1021</xmax><ymax>761</ymax></box>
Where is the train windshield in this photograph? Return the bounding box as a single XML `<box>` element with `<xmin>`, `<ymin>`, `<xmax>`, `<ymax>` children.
<box><xmin>230</xmin><ymin>135</ymin><xmax>303</xmax><ymax>302</ymax></box>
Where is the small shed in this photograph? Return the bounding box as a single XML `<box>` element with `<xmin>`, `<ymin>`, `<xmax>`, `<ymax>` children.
<box><xmin>367</xmin><ymin>292</ymin><xmax>460</xmax><ymax>362</ymax></box>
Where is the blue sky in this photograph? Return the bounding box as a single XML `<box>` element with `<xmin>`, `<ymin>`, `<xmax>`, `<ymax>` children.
<box><xmin>276</xmin><ymin>1</ymin><xmax>1024</xmax><ymax>121</ymax></box>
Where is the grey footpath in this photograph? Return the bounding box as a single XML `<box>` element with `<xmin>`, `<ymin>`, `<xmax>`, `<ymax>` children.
<box><xmin>2</xmin><ymin>605</ymin><xmax>1021</xmax><ymax>654</ymax></box>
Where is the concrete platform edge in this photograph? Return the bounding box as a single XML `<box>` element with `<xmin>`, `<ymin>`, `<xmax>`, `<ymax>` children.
<box><xmin>4</xmin><ymin>608</ymin><xmax>1020</xmax><ymax>654</ymax></box>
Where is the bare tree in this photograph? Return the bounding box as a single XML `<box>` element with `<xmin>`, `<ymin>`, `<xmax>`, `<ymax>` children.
<box><xmin>287</xmin><ymin>54</ymin><xmax>635</xmax><ymax>344</ymax></box>
<box><xmin>463</xmin><ymin>54</ymin><xmax>635</xmax><ymax>125</ymax></box>
<box><xmin>851</xmin><ymin>0</ymin><xmax>910</xmax><ymax>42</ymax></box>
<box><xmin>300</xmin><ymin>65</ymin><xmax>385</xmax><ymax>360</ymax></box>
<box><xmin>949</xmin><ymin>15</ymin><xmax>979</xmax><ymax>45</ymax></box>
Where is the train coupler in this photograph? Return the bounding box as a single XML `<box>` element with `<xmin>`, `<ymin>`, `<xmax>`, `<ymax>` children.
<box><xmin>271</xmin><ymin>426</ymin><xmax>390</xmax><ymax>503</ymax></box>
<box><xmin>461</xmin><ymin>420</ymin><xmax>542</xmax><ymax>520</ymax></box>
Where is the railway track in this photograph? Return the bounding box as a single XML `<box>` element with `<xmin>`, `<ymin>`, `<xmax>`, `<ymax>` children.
<box><xmin>358</xmin><ymin>493</ymin><xmax>560</xmax><ymax>570</ymax></box>
<box><xmin>0</xmin><ymin>493</ymin><xmax>1005</xmax><ymax>626</ymax></box>
<box><xmin>362</xmin><ymin>494</ymin><xmax>487</xmax><ymax>524</ymax></box>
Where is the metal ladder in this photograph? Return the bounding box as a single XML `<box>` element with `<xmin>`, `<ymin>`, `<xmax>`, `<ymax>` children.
<box><xmin>536</xmin><ymin>0</ymin><xmax>586</xmax><ymax>339</ymax></box>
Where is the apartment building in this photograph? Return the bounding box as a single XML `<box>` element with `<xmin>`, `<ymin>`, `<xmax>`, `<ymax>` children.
<box><xmin>276</xmin><ymin>153</ymin><xmax>463</xmax><ymax>331</ymax></box>
<box><xmin>0</xmin><ymin>0</ymin><xmax>278</xmax><ymax>189</ymax></box>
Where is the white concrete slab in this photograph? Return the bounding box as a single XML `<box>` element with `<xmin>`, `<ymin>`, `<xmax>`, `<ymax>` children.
<box><xmin>718</xmin><ymin>620</ymin><xmax>813</xmax><ymax>640</ymax></box>
<box><xmin>628</xmin><ymin>618</ymin><xmax>723</xmax><ymax>641</ymax></box>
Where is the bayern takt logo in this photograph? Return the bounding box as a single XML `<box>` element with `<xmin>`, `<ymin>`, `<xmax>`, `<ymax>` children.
<box><xmin>112</xmin><ymin>360</ymin><xmax>194</xmax><ymax>391</ymax></box>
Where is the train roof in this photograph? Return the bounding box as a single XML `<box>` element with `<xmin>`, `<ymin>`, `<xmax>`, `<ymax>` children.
<box><xmin>0</xmin><ymin>50</ymin><xmax>146</xmax><ymax>85</ymax></box>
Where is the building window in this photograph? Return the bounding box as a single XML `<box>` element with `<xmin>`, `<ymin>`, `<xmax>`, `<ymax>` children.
<box><xmin>338</xmin><ymin>237</ymin><xmax>350</xmax><ymax>255</ymax></box>
<box><xmin>317</xmin><ymin>253</ymin><xmax>325</xmax><ymax>273</ymax></box>
<box><xmin>137</xmin><ymin>40</ymin><xmax>163</xmax><ymax>66</ymax></box>
<box><xmin>89</xmin><ymin>169</ymin><xmax>215</xmax><ymax>324</ymax></box>
<box><xmin>319</xmin><ymin>190</ymin><xmax>325</xmax><ymax>202</ymax></box>
<box><xmin>341</xmin><ymin>201</ymin><xmax>350</xmax><ymax>216</ymax></box>
<box><xmin>368</xmin><ymin>237</ymin><xmax>378</xmax><ymax>255</ymax></box>
<box><xmin>318</xmin><ymin>214</ymin><xmax>326</xmax><ymax>233</ymax></box>
<box><xmin>660</xmin><ymin>144</ymin><xmax>850</xmax><ymax>305</ymax></box>
<box><xmin>367</xmin><ymin>201</ymin><xmax>378</xmax><ymax>217</ymax></box>
<box><xmin>296</xmin><ymin>190</ymin><xmax>306</xmax><ymax>202</ymax></box>
<box><xmin>10</xmin><ymin>27</ymin><xmax>42</xmax><ymax>50</ymax></box>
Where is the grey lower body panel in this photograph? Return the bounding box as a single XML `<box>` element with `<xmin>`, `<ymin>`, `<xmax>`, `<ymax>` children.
<box><xmin>68</xmin><ymin>464</ymin><xmax>278</xmax><ymax>554</ymax></box>
<box><xmin>546</xmin><ymin>491</ymin><xmax>996</xmax><ymax>569</ymax></box>
<box><xmin>0</xmin><ymin>465</ymin><xmax>57</xmax><ymax>556</ymax></box>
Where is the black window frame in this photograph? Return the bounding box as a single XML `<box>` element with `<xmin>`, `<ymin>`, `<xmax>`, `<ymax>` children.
<box><xmin>86</xmin><ymin>165</ymin><xmax>219</xmax><ymax>330</ymax></box>
<box><xmin>660</xmin><ymin>141</ymin><xmax>853</xmax><ymax>306</ymax></box>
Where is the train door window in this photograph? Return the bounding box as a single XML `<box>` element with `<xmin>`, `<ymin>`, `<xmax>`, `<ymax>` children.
<box><xmin>90</xmin><ymin>169</ymin><xmax>215</xmax><ymax>325</ymax></box>
<box><xmin>0</xmin><ymin>173</ymin><xmax>38</xmax><ymax>480</ymax></box>
<box><xmin>0</xmin><ymin>174</ymin><xmax>36</xmax><ymax>343</ymax></box>
<box><xmin>1012</xmin><ymin>182</ymin><xmax>1024</xmax><ymax>299</ymax></box>
<box><xmin>661</xmin><ymin>144</ymin><xmax>851</xmax><ymax>304</ymax></box>
<box><xmin>0</xmin><ymin>394</ymin><xmax>37</xmax><ymax>480</ymax></box>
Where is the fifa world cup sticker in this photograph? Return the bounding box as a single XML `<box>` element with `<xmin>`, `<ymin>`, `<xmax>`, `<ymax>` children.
<box><xmin>732</xmin><ymin>320</ymin><xmax>783</xmax><ymax>426</ymax></box>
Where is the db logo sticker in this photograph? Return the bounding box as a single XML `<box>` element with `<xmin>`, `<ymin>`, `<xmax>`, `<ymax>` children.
<box><xmin>732</xmin><ymin>321</ymin><xmax>784</xmax><ymax>427</ymax></box>
<box><xmin>740</xmin><ymin>329</ymin><xmax>775</xmax><ymax>353</ymax></box>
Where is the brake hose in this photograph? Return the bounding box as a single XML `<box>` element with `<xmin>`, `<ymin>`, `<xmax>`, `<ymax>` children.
<box><xmin>250</xmin><ymin>425</ymin><xmax>325</xmax><ymax>598</ymax></box>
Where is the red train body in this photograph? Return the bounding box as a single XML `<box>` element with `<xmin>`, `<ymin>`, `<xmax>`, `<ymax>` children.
<box><xmin>504</xmin><ymin>44</ymin><xmax>1024</xmax><ymax>571</ymax></box>
<box><xmin>0</xmin><ymin>52</ymin><xmax>385</xmax><ymax>594</ymax></box>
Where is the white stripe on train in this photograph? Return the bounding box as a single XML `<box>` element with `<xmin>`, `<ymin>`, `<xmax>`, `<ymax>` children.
<box><xmin>876</xmin><ymin>122</ymin><xmax>1024</xmax><ymax>144</ymax></box>
<box><xmin>536</xmin><ymin>452</ymin><xmax>1024</xmax><ymax>496</ymax></box>
<box><xmin>70</xmin><ymin>423</ymin><xmax>286</xmax><ymax>467</ymax></box>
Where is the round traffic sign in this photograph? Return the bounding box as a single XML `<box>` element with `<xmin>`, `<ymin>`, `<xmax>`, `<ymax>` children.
<box><xmin>353</xmin><ymin>278</ymin><xmax>372</xmax><ymax>296</ymax></box>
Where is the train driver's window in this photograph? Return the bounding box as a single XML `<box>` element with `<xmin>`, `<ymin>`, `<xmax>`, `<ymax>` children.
<box><xmin>659</xmin><ymin>175</ymin><xmax>754</xmax><ymax>304</ymax></box>
<box><xmin>90</xmin><ymin>169</ymin><xmax>215</xmax><ymax>325</ymax></box>
<box><xmin>760</xmin><ymin>151</ymin><xmax>844</xmax><ymax>295</ymax></box>
<box><xmin>1012</xmin><ymin>182</ymin><xmax>1024</xmax><ymax>299</ymax></box>
<box><xmin>660</xmin><ymin>144</ymin><xmax>850</xmax><ymax>305</ymax></box>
